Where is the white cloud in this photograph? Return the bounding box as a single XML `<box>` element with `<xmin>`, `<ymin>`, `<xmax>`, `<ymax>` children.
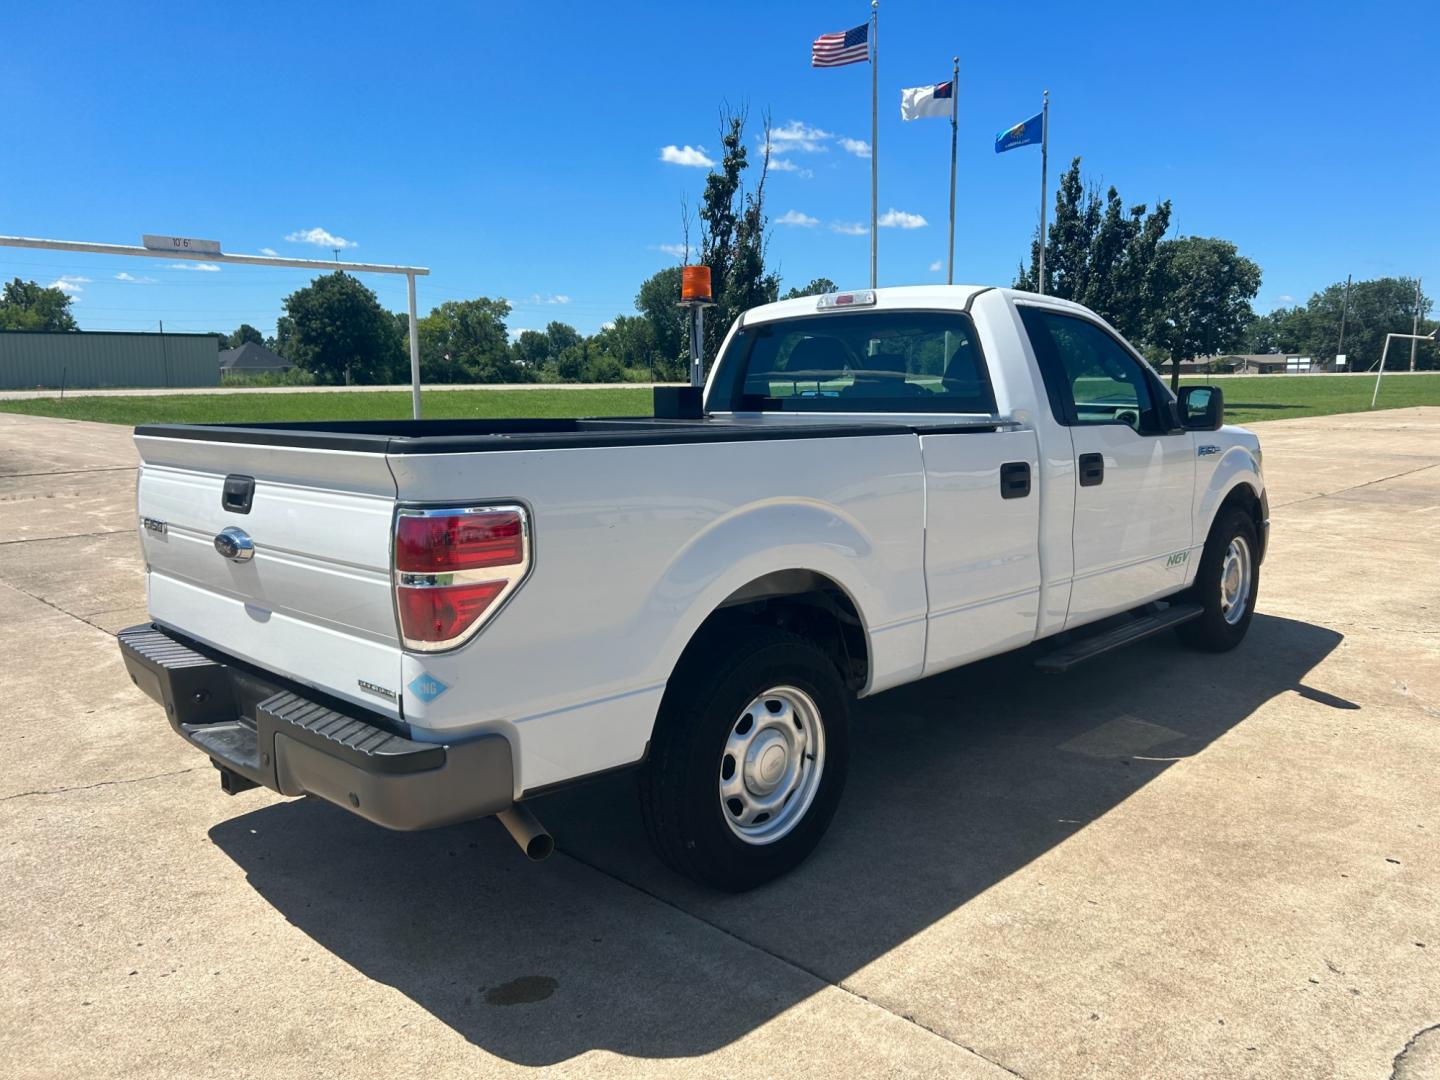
<box><xmin>769</xmin><ymin>120</ymin><xmax>832</xmax><ymax>153</ymax></box>
<box><xmin>1275</xmin><ymin>294</ymin><xmax>1295</xmax><ymax>305</ymax></box>
<box><xmin>830</xmin><ymin>221</ymin><xmax>869</xmax><ymax>236</ymax></box>
<box><xmin>517</xmin><ymin>293</ymin><xmax>572</xmax><ymax>306</ymax></box>
<box><xmin>285</xmin><ymin>227</ymin><xmax>357</xmax><ymax>249</ymax></box>
<box><xmin>777</xmin><ymin>209</ymin><xmax>819</xmax><ymax>228</ymax></box>
<box><xmin>48</xmin><ymin>275</ymin><xmax>90</xmax><ymax>294</ymax></box>
<box><xmin>259</xmin><ymin>247</ymin><xmax>279</xmax><ymax>256</ymax></box>
<box><xmin>601</xmin><ymin>320</ymin><xmax>617</xmax><ymax>331</ymax></box>
<box><xmin>507</xmin><ymin>327</ymin><xmax>535</xmax><ymax>341</ymax></box>
<box><xmin>878</xmin><ymin>208</ymin><xmax>928</xmax><ymax>229</ymax></box>
<box><xmin>170</xmin><ymin>262</ymin><xmax>222</xmax><ymax>272</ymax></box>
<box><xmin>767</xmin><ymin>157</ymin><xmax>814</xmax><ymax>178</ymax></box>
<box><xmin>838</xmin><ymin>137</ymin><xmax>871</xmax><ymax>158</ymax></box>
<box><xmin>929</xmin><ymin>260</ymin><xmax>943</xmax><ymax>272</ymax></box>
<box><xmin>659</xmin><ymin>144</ymin><xmax>714</xmax><ymax>167</ymax></box>
<box><xmin>114</xmin><ymin>272</ymin><xmax>157</xmax><ymax>284</ymax></box>
<box><xmin>655</xmin><ymin>242</ymin><xmax>689</xmax><ymax>259</ymax></box>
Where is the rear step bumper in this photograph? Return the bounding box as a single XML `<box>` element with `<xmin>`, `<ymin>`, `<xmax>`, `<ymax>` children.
<box><xmin>117</xmin><ymin>624</ymin><xmax>514</xmax><ymax>831</ymax></box>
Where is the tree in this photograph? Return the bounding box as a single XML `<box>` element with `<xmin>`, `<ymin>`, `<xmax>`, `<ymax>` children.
<box><xmin>697</xmin><ymin>107</ymin><xmax>780</xmax><ymax>361</ymax></box>
<box><xmin>511</xmin><ymin>330</ymin><xmax>552</xmax><ymax>371</ymax></box>
<box><xmin>783</xmin><ymin>277</ymin><xmax>839</xmax><ymax>300</ymax></box>
<box><xmin>0</xmin><ymin>278</ymin><xmax>78</xmax><ymax>331</ymax></box>
<box><xmin>1242</xmin><ymin>277</ymin><xmax>1434</xmax><ymax>370</ymax></box>
<box><xmin>417</xmin><ymin>297</ymin><xmax>519</xmax><ymax>383</ymax></box>
<box><xmin>1150</xmin><ymin>237</ymin><xmax>1262</xmax><ymax>388</ymax></box>
<box><xmin>227</xmin><ymin>323</ymin><xmax>264</xmax><ymax>349</ymax></box>
<box><xmin>635</xmin><ymin>266</ymin><xmax>687</xmax><ymax>377</ymax></box>
<box><xmin>1015</xmin><ymin>159</ymin><xmax>1171</xmax><ymax>346</ymax></box>
<box><xmin>545</xmin><ymin>321</ymin><xmax>583</xmax><ymax>356</ymax></box>
<box><xmin>282</xmin><ymin>272</ymin><xmax>405</xmax><ymax>385</ymax></box>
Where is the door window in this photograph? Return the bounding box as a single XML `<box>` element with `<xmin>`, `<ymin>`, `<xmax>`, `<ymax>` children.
<box><xmin>1020</xmin><ymin>308</ymin><xmax>1164</xmax><ymax>434</ymax></box>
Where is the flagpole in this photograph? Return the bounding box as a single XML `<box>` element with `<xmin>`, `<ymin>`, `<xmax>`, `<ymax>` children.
<box><xmin>947</xmin><ymin>57</ymin><xmax>959</xmax><ymax>285</ymax></box>
<box><xmin>1038</xmin><ymin>89</ymin><xmax>1049</xmax><ymax>295</ymax></box>
<box><xmin>867</xmin><ymin>0</ymin><xmax>879</xmax><ymax>290</ymax></box>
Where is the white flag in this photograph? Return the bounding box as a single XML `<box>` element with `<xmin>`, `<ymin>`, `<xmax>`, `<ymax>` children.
<box><xmin>900</xmin><ymin>81</ymin><xmax>954</xmax><ymax>121</ymax></box>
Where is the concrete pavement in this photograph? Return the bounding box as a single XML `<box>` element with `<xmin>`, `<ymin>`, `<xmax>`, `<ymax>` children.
<box><xmin>1</xmin><ymin>407</ymin><xmax>1436</xmax><ymax>1079</ymax></box>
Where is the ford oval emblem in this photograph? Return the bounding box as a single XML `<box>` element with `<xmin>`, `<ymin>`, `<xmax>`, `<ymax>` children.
<box><xmin>214</xmin><ymin>526</ymin><xmax>255</xmax><ymax>563</ymax></box>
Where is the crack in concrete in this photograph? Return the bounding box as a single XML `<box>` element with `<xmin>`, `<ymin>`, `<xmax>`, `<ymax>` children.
<box><xmin>0</xmin><ymin>465</ymin><xmax>137</xmax><ymax>478</ymax></box>
<box><xmin>1391</xmin><ymin>1023</ymin><xmax>1440</xmax><ymax>1079</ymax></box>
<box><xmin>1</xmin><ymin>767</ymin><xmax>198</xmax><ymax>803</ymax></box>
<box><xmin>0</xmin><ymin>528</ymin><xmax>132</xmax><ymax>546</ymax></box>
<box><xmin>1273</xmin><ymin>461</ymin><xmax>1440</xmax><ymax>509</ymax></box>
<box><xmin>558</xmin><ymin>846</ymin><xmax>1028</xmax><ymax>1078</ymax></box>
<box><xmin>0</xmin><ymin>580</ymin><xmax>122</xmax><ymax>636</ymax></box>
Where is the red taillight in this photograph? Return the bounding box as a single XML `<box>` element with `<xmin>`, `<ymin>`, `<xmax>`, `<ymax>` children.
<box><xmin>396</xmin><ymin>510</ymin><xmax>524</xmax><ymax>572</ymax></box>
<box><xmin>396</xmin><ymin>581</ymin><xmax>506</xmax><ymax>644</ymax></box>
<box><xmin>393</xmin><ymin>505</ymin><xmax>530</xmax><ymax>651</ymax></box>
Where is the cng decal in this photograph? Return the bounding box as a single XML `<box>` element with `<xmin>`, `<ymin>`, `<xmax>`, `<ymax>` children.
<box><xmin>408</xmin><ymin>673</ymin><xmax>450</xmax><ymax>703</ymax></box>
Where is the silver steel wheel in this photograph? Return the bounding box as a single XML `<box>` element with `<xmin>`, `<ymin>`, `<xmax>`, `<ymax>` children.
<box><xmin>1219</xmin><ymin>535</ymin><xmax>1253</xmax><ymax>626</ymax></box>
<box><xmin>718</xmin><ymin>686</ymin><xmax>827</xmax><ymax>846</ymax></box>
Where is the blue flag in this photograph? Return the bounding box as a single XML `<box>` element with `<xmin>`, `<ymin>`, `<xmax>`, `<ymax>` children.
<box><xmin>995</xmin><ymin>112</ymin><xmax>1043</xmax><ymax>153</ymax></box>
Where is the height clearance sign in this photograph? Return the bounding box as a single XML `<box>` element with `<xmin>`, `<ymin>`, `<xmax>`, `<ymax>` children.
<box><xmin>142</xmin><ymin>234</ymin><xmax>222</xmax><ymax>255</ymax></box>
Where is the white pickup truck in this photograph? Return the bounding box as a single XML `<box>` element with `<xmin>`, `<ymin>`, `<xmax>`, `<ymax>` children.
<box><xmin>119</xmin><ymin>285</ymin><xmax>1267</xmax><ymax>890</ymax></box>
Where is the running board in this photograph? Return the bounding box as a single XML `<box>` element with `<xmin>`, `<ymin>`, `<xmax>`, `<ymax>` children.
<box><xmin>1035</xmin><ymin>604</ymin><xmax>1203</xmax><ymax>673</ymax></box>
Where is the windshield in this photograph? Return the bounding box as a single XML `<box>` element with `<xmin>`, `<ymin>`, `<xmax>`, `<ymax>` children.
<box><xmin>710</xmin><ymin>309</ymin><xmax>996</xmax><ymax>414</ymax></box>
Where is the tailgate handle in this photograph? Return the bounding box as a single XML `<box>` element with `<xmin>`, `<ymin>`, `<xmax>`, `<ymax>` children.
<box><xmin>221</xmin><ymin>475</ymin><xmax>255</xmax><ymax>514</ymax></box>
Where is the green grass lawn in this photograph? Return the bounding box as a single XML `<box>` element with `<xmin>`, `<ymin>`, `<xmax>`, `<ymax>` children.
<box><xmin>0</xmin><ymin>374</ymin><xmax>1436</xmax><ymax>427</ymax></box>
<box><xmin>0</xmin><ymin>386</ymin><xmax>654</xmax><ymax>426</ymax></box>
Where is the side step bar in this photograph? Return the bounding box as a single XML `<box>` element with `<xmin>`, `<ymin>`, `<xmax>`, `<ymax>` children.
<box><xmin>1035</xmin><ymin>603</ymin><xmax>1203</xmax><ymax>674</ymax></box>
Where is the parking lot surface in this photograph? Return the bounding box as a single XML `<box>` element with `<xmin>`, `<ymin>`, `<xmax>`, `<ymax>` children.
<box><xmin>1</xmin><ymin>408</ymin><xmax>1437</xmax><ymax>1079</ymax></box>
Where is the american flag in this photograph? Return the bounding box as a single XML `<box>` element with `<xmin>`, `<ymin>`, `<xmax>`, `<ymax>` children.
<box><xmin>812</xmin><ymin>23</ymin><xmax>869</xmax><ymax>68</ymax></box>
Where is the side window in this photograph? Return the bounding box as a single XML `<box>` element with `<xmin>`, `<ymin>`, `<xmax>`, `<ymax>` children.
<box><xmin>1021</xmin><ymin>308</ymin><xmax>1160</xmax><ymax>434</ymax></box>
<box><xmin>712</xmin><ymin>310</ymin><xmax>997</xmax><ymax>415</ymax></box>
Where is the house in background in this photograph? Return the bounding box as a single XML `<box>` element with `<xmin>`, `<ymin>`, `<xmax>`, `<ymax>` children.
<box><xmin>218</xmin><ymin>342</ymin><xmax>292</xmax><ymax>375</ymax></box>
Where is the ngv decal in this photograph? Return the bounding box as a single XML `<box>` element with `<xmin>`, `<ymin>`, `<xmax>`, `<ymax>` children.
<box><xmin>408</xmin><ymin>673</ymin><xmax>450</xmax><ymax>703</ymax></box>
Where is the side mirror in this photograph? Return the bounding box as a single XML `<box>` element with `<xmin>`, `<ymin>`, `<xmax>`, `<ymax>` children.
<box><xmin>1178</xmin><ymin>385</ymin><xmax>1224</xmax><ymax>431</ymax></box>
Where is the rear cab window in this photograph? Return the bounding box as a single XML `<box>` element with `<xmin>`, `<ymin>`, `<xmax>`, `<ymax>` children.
<box><xmin>710</xmin><ymin>309</ymin><xmax>997</xmax><ymax>415</ymax></box>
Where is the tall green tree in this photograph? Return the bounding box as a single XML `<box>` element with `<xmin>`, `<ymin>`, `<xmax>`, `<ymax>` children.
<box><xmin>0</xmin><ymin>278</ymin><xmax>79</xmax><ymax>331</ymax></box>
<box><xmin>417</xmin><ymin>297</ymin><xmax>519</xmax><ymax>383</ymax></box>
<box><xmin>1016</xmin><ymin>159</ymin><xmax>1172</xmax><ymax>346</ymax></box>
<box><xmin>1150</xmin><ymin>237</ymin><xmax>1262</xmax><ymax>388</ymax></box>
<box><xmin>635</xmin><ymin>266</ymin><xmax>686</xmax><ymax>376</ymax></box>
<box><xmin>698</xmin><ymin>108</ymin><xmax>780</xmax><ymax>360</ymax></box>
<box><xmin>282</xmin><ymin>272</ymin><xmax>404</xmax><ymax>385</ymax></box>
<box><xmin>783</xmin><ymin>277</ymin><xmax>839</xmax><ymax>300</ymax></box>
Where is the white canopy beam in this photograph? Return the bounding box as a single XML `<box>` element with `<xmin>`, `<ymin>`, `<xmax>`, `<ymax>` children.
<box><xmin>0</xmin><ymin>235</ymin><xmax>431</xmax><ymax>417</ymax></box>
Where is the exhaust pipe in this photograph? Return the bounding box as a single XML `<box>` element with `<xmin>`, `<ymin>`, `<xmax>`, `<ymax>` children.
<box><xmin>497</xmin><ymin>803</ymin><xmax>554</xmax><ymax>861</ymax></box>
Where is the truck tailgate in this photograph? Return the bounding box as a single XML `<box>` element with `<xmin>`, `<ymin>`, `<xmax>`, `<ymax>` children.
<box><xmin>133</xmin><ymin>433</ymin><xmax>403</xmax><ymax>718</ymax></box>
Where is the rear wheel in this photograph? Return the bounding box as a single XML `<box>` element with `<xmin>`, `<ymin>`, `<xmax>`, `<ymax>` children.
<box><xmin>1177</xmin><ymin>507</ymin><xmax>1259</xmax><ymax>652</ymax></box>
<box><xmin>639</xmin><ymin>627</ymin><xmax>850</xmax><ymax>891</ymax></box>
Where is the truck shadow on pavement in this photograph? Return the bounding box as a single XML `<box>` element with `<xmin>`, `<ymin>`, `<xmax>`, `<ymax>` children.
<box><xmin>209</xmin><ymin>612</ymin><xmax>1346</xmax><ymax>1066</ymax></box>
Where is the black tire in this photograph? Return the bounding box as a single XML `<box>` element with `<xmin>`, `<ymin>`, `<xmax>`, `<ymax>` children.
<box><xmin>639</xmin><ymin>626</ymin><xmax>850</xmax><ymax>891</ymax></box>
<box><xmin>1176</xmin><ymin>507</ymin><xmax>1260</xmax><ymax>652</ymax></box>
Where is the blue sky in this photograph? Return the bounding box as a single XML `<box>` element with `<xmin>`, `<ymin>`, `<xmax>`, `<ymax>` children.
<box><xmin>2</xmin><ymin>1</ymin><xmax>1436</xmax><ymax>338</ymax></box>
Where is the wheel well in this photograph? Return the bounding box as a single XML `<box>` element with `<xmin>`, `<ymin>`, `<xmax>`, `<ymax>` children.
<box><xmin>689</xmin><ymin>570</ymin><xmax>870</xmax><ymax>690</ymax></box>
<box><xmin>1217</xmin><ymin>483</ymin><xmax>1265</xmax><ymax>562</ymax></box>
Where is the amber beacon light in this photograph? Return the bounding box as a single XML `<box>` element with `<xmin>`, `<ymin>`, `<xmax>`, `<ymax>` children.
<box><xmin>681</xmin><ymin>264</ymin><xmax>712</xmax><ymax>302</ymax></box>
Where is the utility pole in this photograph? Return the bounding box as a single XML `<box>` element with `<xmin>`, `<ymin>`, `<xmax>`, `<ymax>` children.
<box><xmin>1410</xmin><ymin>277</ymin><xmax>1423</xmax><ymax>372</ymax></box>
<box><xmin>1336</xmin><ymin>273</ymin><xmax>1351</xmax><ymax>369</ymax></box>
<box><xmin>158</xmin><ymin>319</ymin><xmax>170</xmax><ymax>388</ymax></box>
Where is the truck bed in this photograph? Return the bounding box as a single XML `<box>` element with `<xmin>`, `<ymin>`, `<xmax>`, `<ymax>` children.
<box><xmin>134</xmin><ymin>415</ymin><xmax>1009</xmax><ymax>454</ymax></box>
